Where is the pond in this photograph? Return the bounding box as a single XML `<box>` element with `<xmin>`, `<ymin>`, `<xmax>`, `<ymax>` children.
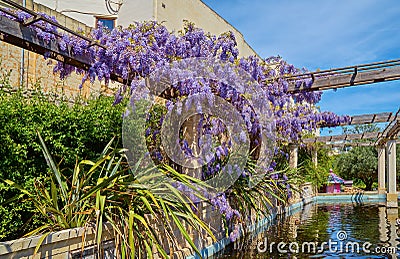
<box><xmin>217</xmin><ymin>202</ymin><xmax>400</xmax><ymax>258</ymax></box>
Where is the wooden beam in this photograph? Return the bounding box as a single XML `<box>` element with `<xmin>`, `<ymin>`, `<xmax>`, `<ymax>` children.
<box><xmin>288</xmin><ymin>66</ymin><xmax>400</xmax><ymax>93</ymax></box>
<box><xmin>327</xmin><ymin>139</ymin><xmax>400</xmax><ymax>148</ymax></box>
<box><xmin>319</xmin><ymin>112</ymin><xmax>394</xmax><ymax>128</ymax></box>
<box><xmin>325</xmin><ymin>142</ymin><xmax>376</xmax><ymax>148</ymax></box>
<box><xmin>0</xmin><ymin>16</ymin><xmax>90</xmax><ymax>69</ymax></box>
<box><xmin>376</xmin><ymin>109</ymin><xmax>400</xmax><ymax>145</ymax></box>
<box><xmin>350</xmin><ymin>112</ymin><xmax>393</xmax><ymax>124</ymax></box>
<box><xmin>387</xmin><ymin>121</ymin><xmax>400</xmax><ymax>138</ymax></box>
<box><xmin>23</xmin><ymin>15</ymin><xmax>43</xmax><ymax>26</ymax></box>
<box><xmin>0</xmin><ymin>15</ymin><xmax>127</xmax><ymax>85</ymax></box>
<box><xmin>303</xmin><ymin>132</ymin><xmax>381</xmax><ymax>144</ymax></box>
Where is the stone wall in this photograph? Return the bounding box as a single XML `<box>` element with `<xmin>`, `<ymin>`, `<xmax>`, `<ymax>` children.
<box><xmin>0</xmin><ymin>223</ymin><xmax>115</xmax><ymax>259</ymax></box>
<box><xmin>0</xmin><ymin>0</ymin><xmax>105</xmax><ymax>100</ymax></box>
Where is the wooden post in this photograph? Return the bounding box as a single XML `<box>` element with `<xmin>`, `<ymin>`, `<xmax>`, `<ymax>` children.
<box><xmin>311</xmin><ymin>146</ymin><xmax>318</xmax><ymax>168</ymax></box>
<box><xmin>377</xmin><ymin>146</ymin><xmax>386</xmax><ymax>194</ymax></box>
<box><xmin>386</xmin><ymin>140</ymin><xmax>397</xmax><ymax>208</ymax></box>
<box><xmin>182</xmin><ymin>114</ymin><xmax>202</xmax><ymax>179</ymax></box>
<box><xmin>289</xmin><ymin>144</ymin><xmax>298</xmax><ymax>169</ymax></box>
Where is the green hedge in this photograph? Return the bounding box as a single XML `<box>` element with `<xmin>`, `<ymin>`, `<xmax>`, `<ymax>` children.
<box><xmin>0</xmin><ymin>91</ymin><xmax>124</xmax><ymax>241</ymax></box>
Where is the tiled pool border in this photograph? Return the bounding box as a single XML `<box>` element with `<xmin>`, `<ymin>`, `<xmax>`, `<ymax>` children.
<box><xmin>186</xmin><ymin>193</ymin><xmax>389</xmax><ymax>259</ymax></box>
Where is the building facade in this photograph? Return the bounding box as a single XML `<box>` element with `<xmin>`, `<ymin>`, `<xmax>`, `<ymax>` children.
<box><xmin>0</xmin><ymin>0</ymin><xmax>98</xmax><ymax>100</ymax></box>
<box><xmin>0</xmin><ymin>0</ymin><xmax>258</xmax><ymax>98</ymax></box>
<box><xmin>34</xmin><ymin>0</ymin><xmax>258</xmax><ymax>57</ymax></box>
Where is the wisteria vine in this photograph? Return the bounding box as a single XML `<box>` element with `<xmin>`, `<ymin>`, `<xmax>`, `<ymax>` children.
<box><xmin>0</xmin><ymin>9</ymin><xmax>350</xmax><ymax>242</ymax></box>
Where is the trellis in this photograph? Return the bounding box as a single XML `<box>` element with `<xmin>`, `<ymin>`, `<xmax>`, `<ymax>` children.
<box><xmin>0</xmin><ymin>0</ymin><xmax>128</xmax><ymax>85</ymax></box>
<box><xmin>286</xmin><ymin>59</ymin><xmax>400</xmax><ymax>93</ymax></box>
<box><xmin>2</xmin><ymin>0</ymin><xmax>400</xmax><ymax>95</ymax></box>
<box><xmin>376</xmin><ymin>114</ymin><xmax>400</xmax><ymax>146</ymax></box>
<box><xmin>303</xmin><ymin>109</ymin><xmax>400</xmax><ymax>147</ymax></box>
<box><xmin>318</xmin><ymin>111</ymin><xmax>395</xmax><ymax>128</ymax></box>
<box><xmin>0</xmin><ymin>0</ymin><xmax>399</xmax><ymax>147</ymax></box>
<box><xmin>303</xmin><ymin>132</ymin><xmax>382</xmax><ymax>144</ymax></box>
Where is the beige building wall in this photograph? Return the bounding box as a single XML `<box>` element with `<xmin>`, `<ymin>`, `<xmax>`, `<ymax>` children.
<box><xmin>35</xmin><ymin>0</ymin><xmax>259</xmax><ymax>57</ymax></box>
<box><xmin>118</xmin><ymin>0</ymin><xmax>258</xmax><ymax>57</ymax></box>
<box><xmin>0</xmin><ymin>0</ymin><xmax>102</xmax><ymax>99</ymax></box>
<box><xmin>117</xmin><ymin>0</ymin><xmax>154</xmax><ymax>24</ymax></box>
<box><xmin>31</xmin><ymin>0</ymin><xmax>118</xmax><ymax>28</ymax></box>
<box><xmin>154</xmin><ymin>0</ymin><xmax>257</xmax><ymax>57</ymax></box>
<box><xmin>1</xmin><ymin>0</ymin><xmax>258</xmax><ymax>98</ymax></box>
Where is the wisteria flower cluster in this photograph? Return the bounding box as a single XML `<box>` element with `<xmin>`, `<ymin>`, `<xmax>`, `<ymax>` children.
<box><xmin>210</xmin><ymin>193</ymin><xmax>241</xmax><ymax>241</ymax></box>
<box><xmin>0</xmin><ymin>9</ymin><xmax>59</xmax><ymax>43</ymax></box>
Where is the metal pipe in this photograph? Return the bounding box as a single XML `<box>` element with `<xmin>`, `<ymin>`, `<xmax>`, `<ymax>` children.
<box><xmin>59</xmin><ymin>9</ymin><xmax>110</xmax><ymax>16</ymax></box>
<box><xmin>19</xmin><ymin>0</ymin><xmax>26</xmax><ymax>88</ymax></box>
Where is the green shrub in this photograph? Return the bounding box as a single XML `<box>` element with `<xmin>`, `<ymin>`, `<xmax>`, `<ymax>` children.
<box><xmin>0</xmin><ymin>89</ymin><xmax>124</xmax><ymax>241</ymax></box>
<box><xmin>298</xmin><ymin>146</ymin><xmax>334</xmax><ymax>189</ymax></box>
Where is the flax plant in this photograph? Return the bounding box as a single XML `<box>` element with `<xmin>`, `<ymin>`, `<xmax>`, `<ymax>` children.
<box><xmin>1</xmin><ymin>132</ymin><xmax>215</xmax><ymax>258</ymax></box>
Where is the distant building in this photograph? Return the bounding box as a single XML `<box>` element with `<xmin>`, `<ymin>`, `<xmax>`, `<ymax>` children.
<box><xmin>322</xmin><ymin>171</ymin><xmax>344</xmax><ymax>194</ymax></box>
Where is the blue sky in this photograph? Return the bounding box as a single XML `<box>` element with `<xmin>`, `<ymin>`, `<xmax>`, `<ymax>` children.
<box><xmin>203</xmin><ymin>0</ymin><xmax>400</xmax><ymax>134</ymax></box>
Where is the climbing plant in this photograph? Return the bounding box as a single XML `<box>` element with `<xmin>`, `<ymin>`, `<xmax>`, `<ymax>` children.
<box><xmin>0</xmin><ymin>7</ymin><xmax>349</xmax><ymax>247</ymax></box>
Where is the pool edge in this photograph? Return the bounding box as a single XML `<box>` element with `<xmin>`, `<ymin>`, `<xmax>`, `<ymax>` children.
<box><xmin>186</xmin><ymin>193</ymin><xmax>389</xmax><ymax>259</ymax></box>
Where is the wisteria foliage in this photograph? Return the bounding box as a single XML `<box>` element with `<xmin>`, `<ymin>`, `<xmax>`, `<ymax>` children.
<box><xmin>0</xmin><ymin>10</ymin><xmax>349</xmax><ymax>143</ymax></box>
<box><xmin>60</xmin><ymin>21</ymin><xmax>348</xmax><ymax>143</ymax></box>
<box><xmin>0</xmin><ymin>10</ymin><xmax>349</xmax><ymax>242</ymax></box>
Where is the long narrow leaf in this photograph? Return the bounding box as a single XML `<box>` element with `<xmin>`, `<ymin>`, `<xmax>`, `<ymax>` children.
<box><xmin>37</xmin><ymin>131</ymin><xmax>68</xmax><ymax>201</ymax></box>
<box><xmin>0</xmin><ymin>179</ymin><xmax>32</xmax><ymax>197</ymax></box>
<box><xmin>34</xmin><ymin>232</ymin><xmax>51</xmax><ymax>255</ymax></box>
<box><xmin>169</xmin><ymin>209</ymin><xmax>201</xmax><ymax>256</ymax></box>
<box><xmin>128</xmin><ymin>210</ymin><xmax>135</xmax><ymax>259</ymax></box>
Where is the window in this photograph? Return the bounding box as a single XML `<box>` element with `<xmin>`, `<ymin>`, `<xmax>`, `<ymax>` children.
<box><xmin>95</xmin><ymin>17</ymin><xmax>116</xmax><ymax>30</ymax></box>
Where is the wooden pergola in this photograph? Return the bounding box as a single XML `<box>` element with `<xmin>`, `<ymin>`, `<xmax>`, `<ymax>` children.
<box><xmin>286</xmin><ymin>60</ymin><xmax>400</xmax><ymax>93</ymax></box>
<box><xmin>1</xmin><ymin>0</ymin><xmax>400</xmax><ymax>94</ymax></box>
<box><xmin>303</xmin><ymin>109</ymin><xmax>400</xmax><ymax>147</ymax></box>
<box><xmin>319</xmin><ymin>111</ymin><xmax>395</xmax><ymax>128</ymax></box>
<box><xmin>303</xmin><ymin>131</ymin><xmax>382</xmax><ymax>145</ymax></box>
<box><xmin>376</xmin><ymin>115</ymin><xmax>400</xmax><ymax>146</ymax></box>
<box><xmin>1</xmin><ymin>0</ymin><xmax>400</xmax><ymax>206</ymax></box>
<box><xmin>0</xmin><ymin>0</ymin><xmax>131</xmax><ymax>83</ymax></box>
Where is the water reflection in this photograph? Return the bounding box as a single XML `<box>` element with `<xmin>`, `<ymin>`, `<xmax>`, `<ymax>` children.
<box><xmin>217</xmin><ymin>203</ymin><xmax>399</xmax><ymax>258</ymax></box>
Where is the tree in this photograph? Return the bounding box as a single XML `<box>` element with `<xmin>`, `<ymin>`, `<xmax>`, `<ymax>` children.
<box><xmin>298</xmin><ymin>145</ymin><xmax>334</xmax><ymax>189</ymax></box>
<box><xmin>334</xmin><ymin>124</ymin><xmax>381</xmax><ymax>191</ymax></box>
<box><xmin>334</xmin><ymin>147</ymin><xmax>377</xmax><ymax>191</ymax></box>
<box><xmin>342</xmin><ymin>124</ymin><xmax>381</xmax><ymax>135</ymax></box>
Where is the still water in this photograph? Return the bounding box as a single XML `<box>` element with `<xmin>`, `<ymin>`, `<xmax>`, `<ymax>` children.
<box><xmin>217</xmin><ymin>203</ymin><xmax>400</xmax><ymax>258</ymax></box>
